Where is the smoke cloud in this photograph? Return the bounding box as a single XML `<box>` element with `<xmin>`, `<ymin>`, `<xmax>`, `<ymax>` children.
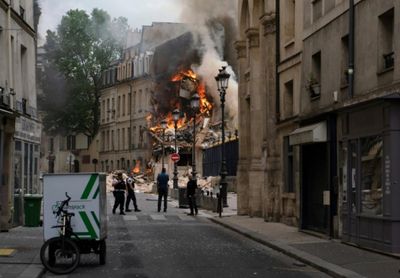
<box><xmin>177</xmin><ymin>0</ymin><xmax>239</xmax><ymax>128</ymax></box>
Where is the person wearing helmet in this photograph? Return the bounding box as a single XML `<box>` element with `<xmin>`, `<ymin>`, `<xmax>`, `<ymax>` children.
<box><xmin>125</xmin><ymin>176</ymin><xmax>141</xmax><ymax>212</ymax></box>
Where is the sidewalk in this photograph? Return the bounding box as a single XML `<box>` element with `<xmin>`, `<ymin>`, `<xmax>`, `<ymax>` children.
<box><xmin>0</xmin><ymin>226</ymin><xmax>44</xmax><ymax>278</ymax></box>
<box><xmin>204</xmin><ymin>193</ymin><xmax>400</xmax><ymax>278</ymax></box>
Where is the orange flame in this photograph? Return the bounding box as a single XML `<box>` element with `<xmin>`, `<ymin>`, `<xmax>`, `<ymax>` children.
<box><xmin>132</xmin><ymin>161</ymin><xmax>141</xmax><ymax>174</ymax></box>
<box><xmin>171</xmin><ymin>69</ymin><xmax>213</xmax><ymax>116</ymax></box>
<box><xmin>171</xmin><ymin>69</ymin><xmax>197</xmax><ymax>81</ymax></box>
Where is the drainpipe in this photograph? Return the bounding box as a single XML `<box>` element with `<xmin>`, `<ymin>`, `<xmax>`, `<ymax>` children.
<box><xmin>275</xmin><ymin>0</ymin><xmax>281</xmax><ymax>121</ymax></box>
<box><xmin>348</xmin><ymin>0</ymin><xmax>355</xmax><ymax>99</ymax></box>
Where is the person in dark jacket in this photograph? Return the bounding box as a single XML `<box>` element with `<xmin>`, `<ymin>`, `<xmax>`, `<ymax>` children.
<box><xmin>112</xmin><ymin>172</ymin><xmax>126</xmax><ymax>215</ymax></box>
<box><xmin>125</xmin><ymin>176</ymin><xmax>141</xmax><ymax>212</ymax></box>
<box><xmin>186</xmin><ymin>174</ymin><xmax>198</xmax><ymax>215</ymax></box>
<box><xmin>157</xmin><ymin>168</ymin><xmax>169</xmax><ymax>212</ymax></box>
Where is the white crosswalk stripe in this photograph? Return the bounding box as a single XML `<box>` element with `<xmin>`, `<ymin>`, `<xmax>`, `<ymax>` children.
<box><xmin>150</xmin><ymin>214</ymin><xmax>167</xmax><ymax>221</ymax></box>
<box><xmin>178</xmin><ymin>215</ymin><xmax>196</xmax><ymax>221</ymax></box>
<box><xmin>123</xmin><ymin>215</ymin><xmax>138</xmax><ymax>221</ymax></box>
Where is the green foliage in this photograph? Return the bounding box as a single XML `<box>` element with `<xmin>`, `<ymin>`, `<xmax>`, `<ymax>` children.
<box><xmin>39</xmin><ymin>9</ymin><xmax>128</xmax><ymax>137</ymax></box>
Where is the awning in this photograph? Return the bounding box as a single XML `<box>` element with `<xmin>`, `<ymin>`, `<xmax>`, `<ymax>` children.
<box><xmin>289</xmin><ymin>122</ymin><xmax>327</xmax><ymax>145</ymax></box>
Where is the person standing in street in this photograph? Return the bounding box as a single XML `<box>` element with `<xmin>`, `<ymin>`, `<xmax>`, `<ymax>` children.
<box><xmin>186</xmin><ymin>175</ymin><xmax>198</xmax><ymax>215</ymax></box>
<box><xmin>112</xmin><ymin>172</ymin><xmax>126</xmax><ymax>215</ymax></box>
<box><xmin>125</xmin><ymin>176</ymin><xmax>141</xmax><ymax>212</ymax></box>
<box><xmin>157</xmin><ymin>168</ymin><xmax>169</xmax><ymax>212</ymax></box>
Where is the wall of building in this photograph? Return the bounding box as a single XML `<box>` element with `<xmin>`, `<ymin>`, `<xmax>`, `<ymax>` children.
<box><xmin>0</xmin><ymin>0</ymin><xmax>39</xmax><ymax>229</ymax></box>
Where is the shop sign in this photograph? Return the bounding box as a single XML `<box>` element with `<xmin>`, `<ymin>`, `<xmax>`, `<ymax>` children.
<box><xmin>14</xmin><ymin>116</ymin><xmax>41</xmax><ymax>144</ymax></box>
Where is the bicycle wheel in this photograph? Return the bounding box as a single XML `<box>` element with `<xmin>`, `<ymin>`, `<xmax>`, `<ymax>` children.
<box><xmin>40</xmin><ymin>237</ymin><xmax>80</xmax><ymax>274</ymax></box>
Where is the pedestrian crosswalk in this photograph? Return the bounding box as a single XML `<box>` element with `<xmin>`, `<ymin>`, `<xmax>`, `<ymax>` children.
<box><xmin>121</xmin><ymin>214</ymin><xmax>197</xmax><ymax>222</ymax></box>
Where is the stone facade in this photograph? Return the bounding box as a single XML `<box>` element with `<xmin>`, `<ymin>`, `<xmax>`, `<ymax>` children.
<box><xmin>237</xmin><ymin>0</ymin><xmax>400</xmax><ymax>253</ymax></box>
<box><xmin>0</xmin><ymin>0</ymin><xmax>40</xmax><ymax>229</ymax></box>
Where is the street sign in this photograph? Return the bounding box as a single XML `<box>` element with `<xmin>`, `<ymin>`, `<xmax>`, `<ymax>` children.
<box><xmin>171</xmin><ymin>153</ymin><xmax>180</xmax><ymax>162</ymax></box>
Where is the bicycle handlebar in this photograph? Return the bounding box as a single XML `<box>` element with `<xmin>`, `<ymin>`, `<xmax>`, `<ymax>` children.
<box><xmin>54</xmin><ymin>192</ymin><xmax>71</xmax><ymax>217</ymax></box>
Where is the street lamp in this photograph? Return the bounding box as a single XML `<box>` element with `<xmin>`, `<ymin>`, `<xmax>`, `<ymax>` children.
<box><xmin>215</xmin><ymin>66</ymin><xmax>230</xmax><ymax>217</ymax></box>
<box><xmin>161</xmin><ymin>119</ymin><xmax>168</xmax><ymax>170</ymax></box>
<box><xmin>190</xmin><ymin>93</ymin><xmax>200</xmax><ymax>181</ymax></box>
<box><xmin>172</xmin><ymin>109</ymin><xmax>180</xmax><ymax>189</ymax></box>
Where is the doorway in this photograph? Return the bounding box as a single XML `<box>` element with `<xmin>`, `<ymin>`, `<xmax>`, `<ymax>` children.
<box><xmin>301</xmin><ymin>143</ymin><xmax>329</xmax><ymax>233</ymax></box>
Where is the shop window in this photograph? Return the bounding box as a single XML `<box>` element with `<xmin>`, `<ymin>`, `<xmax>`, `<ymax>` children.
<box><xmin>378</xmin><ymin>8</ymin><xmax>394</xmax><ymax>70</ymax></box>
<box><xmin>15</xmin><ymin>140</ymin><xmax>22</xmax><ymax>150</ymax></box>
<box><xmin>350</xmin><ymin>140</ymin><xmax>357</xmax><ymax>213</ymax></box>
<box><xmin>360</xmin><ymin>135</ymin><xmax>383</xmax><ymax>215</ymax></box>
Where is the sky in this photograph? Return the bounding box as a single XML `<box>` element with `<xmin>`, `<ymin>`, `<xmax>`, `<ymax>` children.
<box><xmin>38</xmin><ymin>0</ymin><xmax>183</xmax><ymax>42</ymax></box>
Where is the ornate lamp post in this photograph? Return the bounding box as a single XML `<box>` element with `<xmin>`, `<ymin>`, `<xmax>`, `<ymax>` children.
<box><xmin>172</xmin><ymin>109</ymin><xmax>180</xmax><ymax>189</ymax></box>
<box><xmin>215</xmin><ymin>66</ymin><xmax>230</xmax><ymax>217</ymax></box>
<box><xmin>190</xmin><ymin>93</ymin><xmax>200</xmax><ymax>180</ymax></box>
<box><xmin>161</xmin><ymin>119</ymin><xmax>167</xmax><ymax>170</ymax></box>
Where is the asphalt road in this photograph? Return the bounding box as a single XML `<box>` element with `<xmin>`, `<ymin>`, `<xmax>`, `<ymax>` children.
<box><xmin>42</xmin><ymin>193</ymin><xmax>330</xmax><ymax>278</ymax></box>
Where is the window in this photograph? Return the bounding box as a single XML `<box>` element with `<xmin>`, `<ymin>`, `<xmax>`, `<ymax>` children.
<box><xmin>116</xmin><ymin>129</ymin><xmax>120</xmax><ymax>150</ymax></box>
<box><xmin>283</xmin><ymin>80</ymin><xmax>294</xmax><ymax>118</ymax></box>
<box><xmin>133</xmin><ymin>126</ymin><xmax>136</xmax><ymax>149</ymax></box>
<box><xmin>101</xmin><ymin>131</ymin><xmax>105</xmax><ymax>151</ymax></box>
<box><xmin>360</xmin><ymin>135</ymin><xmax>383</xmax><ymax>215</ymax></box>
<box><xmin>122</xmin><ymin>94</ymin><xmax>126</xmax><ymax>116</ymax></box>
<box><xmin>283</xmin><ymin>137</ymin><xmax>295</xmax><ymax>193</ymax></box>
<box><xmin>307</xmin><ymin>51</ymin><xmax>321</xmax><ymax>98</ymax></box>
<box><xmin>341</xmin><ymin>35</ymin><xmax>349</xmax><ymax>85</ymax></box>
<box><xmin>378</xmin><ymin>8</ymin><xmax>394</xmax><ymax>70</ymax></box>
<box><xmin>324</xmin><ymin>0</ymin><xmax>335</xmax><ymax>13</ymax></box>
<box><xmin>19</xmin><ymin>5</ymin><xmax>25</xmax><ymax>19</ymax></box>
<box><xmin>67</xmin><ymin>135</ymin><xmax>76</xmax><ymax>150</ymax></box>
<box><xmin>106</xmin><ymin>130</ymin><xmax>109</xmax><ymax>151</ymax></box>
<box><xmin>102</xmin><ymin>100</ymin><xmax>105</xmax><ymax>122</ymax></box>
<box><xmin>111</xmin><ymin>98</ymin><xmax>115</xmax><ymax>119</ymax></box>
<box><xmin>117</xmin><ymin>96</ymin><xmax>121</xmax><ymax>117</ymax></box>
<box><xmin>49</xmin><ymin>138</ymin><xmax>54</xmax><ymax>152</ymax></box>
<box><xmin>106</xmin><ymin>99</ymin><xmax>110</xmax><ymax>120</ymax></box>
<box><xmin>284</xmin><ymin>0</ymin><xmax>295</xmax><ymax>42</ymax></box>
<box><xmin>111</xmin><ymin>130</ymin><xmax>114</xmax><ymax>150</ymax></box>
<box><xmin>312</xmin><ymin>0</ymin><xmax>322</xmax><ymax>22</ymax></box>
<box><xmin>122</xmin><ymin>128</ymin><xmax>125</xmax><ymax>150</ymax></box>
<box><xmin>127</xmin><ymin>127</ymin><xmax>131</xmax><ymax>149</ymax></box>
<box><xmin>20</xmin><ymin>45</ymin><xmax>27</xmax><ymax>97</ymax></box>
<box><xmin>138</xmin><ymin>90</ymin><xmax>142</xmax><ymax>112</ymax></box>
<box><xmin>128</xmin><ymin>93</ymin><xmax>131</xmax><ymax>115</ymax></box>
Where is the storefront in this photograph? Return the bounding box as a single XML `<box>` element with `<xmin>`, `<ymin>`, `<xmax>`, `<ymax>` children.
<box><xmin>290</xmin><ymin>116</ymin><xmax>338</xmax><ymax>237</ymax></box>
<box><xmin>340</xmin><ymin>96</ymin><xmax>400</xmax><ymax>253</ymax></box>
<box><xmin>0</xmin><ymin>111</ymin><xmax>16</xmax><ymax>231</ymax></box>
<box><xmin>13</xmin><ymin>116</ymin><xmax>41</xmax><ymax>226</ymax></box>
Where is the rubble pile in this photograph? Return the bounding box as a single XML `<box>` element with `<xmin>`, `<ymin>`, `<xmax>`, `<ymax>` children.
<box><xmin>106</xmin><ymin>170</ymin><xmax>219</xmax><ymax>194</ymax></box>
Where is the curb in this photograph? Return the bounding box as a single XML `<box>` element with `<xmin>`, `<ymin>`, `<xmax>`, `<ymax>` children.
<box><xmin>17</xmin><ymin>264</ymin><xmax>45</xmax><ymax>278</ymax></box>
<box><xmin>209</xmin><ymin>217</ymin><xmax>366</xmax><ymax>278</ymax></box>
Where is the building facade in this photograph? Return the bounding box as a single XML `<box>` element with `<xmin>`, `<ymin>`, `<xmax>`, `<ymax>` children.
<box><xmin>99</xmin><ymin>24</ymin><xmax>188</xmax><ymax>174</ymax></box>
<box><xmin>0</xmin><ymin>0</ymin><xmax>40</xmax><ymax>229</ymax></box>
<box><xmin>99</xmin><ymin>51</ymin><xmax>154</xmax><ymax>173</ymax></box>
<box><xmin>237</xmin><ymin>0</ymin><xmax>400</xmax><ymax>253</ymax></box>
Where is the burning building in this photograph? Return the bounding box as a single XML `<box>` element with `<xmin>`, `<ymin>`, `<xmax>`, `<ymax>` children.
<box><xmin>99</xmin><ymin>19</ymin><xmax>239</xmax><ymax>189</ymax></box>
